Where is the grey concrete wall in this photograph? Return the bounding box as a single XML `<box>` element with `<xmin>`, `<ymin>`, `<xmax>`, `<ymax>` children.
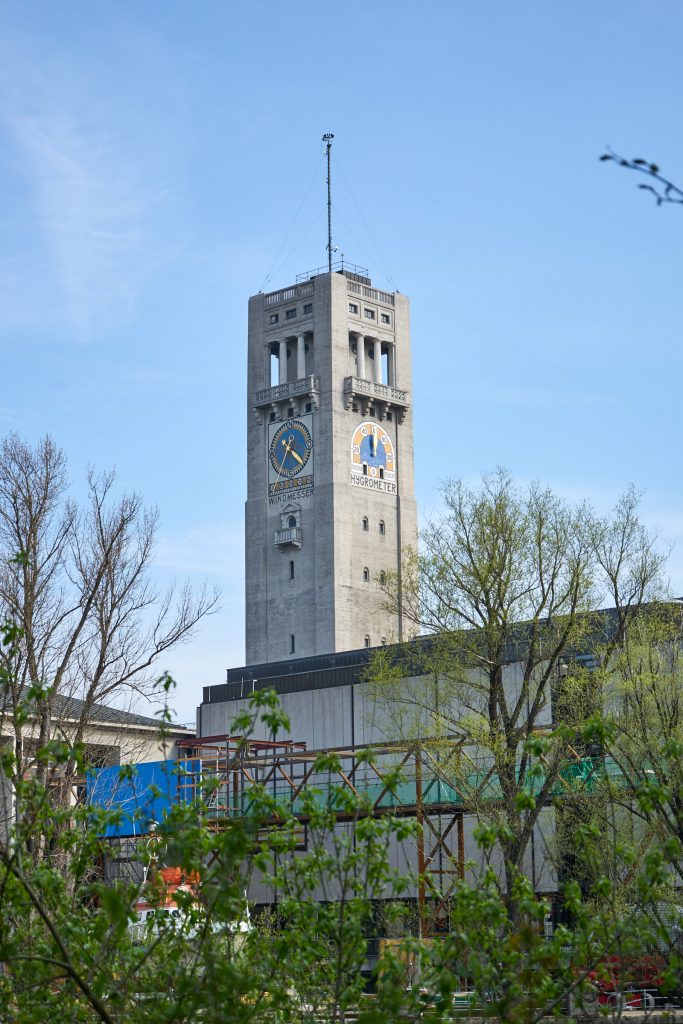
<box><xmin>200</xmin><ymin>684</ymin><xmax>353</xmax><ymax>749</ymax></box>
<box><xmin>199</xmin><ymin>669</ymin><xmax>559</xmax><ymax>901</ymax></box>
<box><xmin>245</xmin><ymin>272</ymin><xmax>418</xmax><ymax>664</ymax></box>
<box><xmin>329</xmin><ymin>273</ymin><xmax>417</xmax><ymax>652</ymax></box>
<box><xmin>199</xmin><ymin>663</ymin><xmax>553</xmax><ymax>750</ymax></box>
<box><xmin>242</xmin><ymin>808</ymin><xmax>556</xmax><ymax>907</ymax></box>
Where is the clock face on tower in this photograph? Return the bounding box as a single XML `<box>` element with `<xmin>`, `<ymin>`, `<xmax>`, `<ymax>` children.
<box><xmin>268</xmin><ymin>415</ymin><xmax>314</xmax><ymax>499</ymax></box>
<box><xmin>269</xmin><ymin>419</ymin><xmax>313</xmax><ymax>477</ymax></box>
<box><xmin>351</xmin><ymin>421</ymin><xmax>396</xmax><ymax>485</ymax></box>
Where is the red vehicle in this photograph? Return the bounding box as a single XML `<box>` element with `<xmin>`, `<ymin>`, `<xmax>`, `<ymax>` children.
<box><xmin>587</xmin><ymin>953</ymin><xmax>666</xmax><ymax>1009</ymax></box>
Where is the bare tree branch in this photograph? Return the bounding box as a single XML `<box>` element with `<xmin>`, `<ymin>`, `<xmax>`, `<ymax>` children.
<box><xmin>600</xmin><ymin>147</ymin><xmax>683</xmax><ymax>207</ymax></box>
<box><xmin>0</xmin><ymin>434</ymin><xmax>220</xmax><ymax>844</ymax></box>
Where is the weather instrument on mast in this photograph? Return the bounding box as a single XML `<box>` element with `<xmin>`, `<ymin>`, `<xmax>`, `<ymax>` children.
<box><xmin>322</xmin><ymin>133</ymin><xmax>334</xmax><ymax>272</ymax></box>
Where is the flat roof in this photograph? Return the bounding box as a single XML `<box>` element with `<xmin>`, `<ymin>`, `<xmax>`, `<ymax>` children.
<box><xmin>203</xmin><ymin>604</ymin><xmax>674</xmax><ymax>708</ymax></box>
<box><xmin>204</xmin><ymin>643</ymin><xmax>381</xmax><ymax>704</ymax></box>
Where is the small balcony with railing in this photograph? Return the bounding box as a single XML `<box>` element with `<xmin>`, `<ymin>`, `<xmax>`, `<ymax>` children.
<box><xmin>274</xmin><ymin>526</ymin><xmax>303</xmax><ymax>549</ymax></box>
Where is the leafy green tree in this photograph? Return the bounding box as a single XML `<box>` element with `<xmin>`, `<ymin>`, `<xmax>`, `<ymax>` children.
<box><xmin>1</xmin><ymin>671</ymin><xmax>682</xmax><ymax>1021</ymax></box>
<box><xmin>0</xmin><ymin>679</ymin><xmax>419</xmax><ymax>1023</ymax></box>
<box><xmin>596</xmin><ymin>603</ymin><xmax>683</xmax><ymax>877</ymax></box>
<box><xmin>373</xmin><ymin>472</ymin><xmax>667</xmax><ymax>915</ymax></box>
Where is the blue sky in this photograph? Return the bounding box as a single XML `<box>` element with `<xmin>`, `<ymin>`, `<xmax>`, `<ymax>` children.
<box><xmin>1</xmin><ymin>1</ymin><xmax>681</xmax><ymax>724</ymax></box>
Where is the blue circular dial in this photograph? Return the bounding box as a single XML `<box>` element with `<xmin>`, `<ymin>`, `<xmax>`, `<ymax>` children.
<box><xmin>359</xmin><ymin>432</ymin><xmax>386</xmax><ymax>468</ymax></box>
<box><xmin>351</xmin><ymin>422</ymin><xmax>396</xmax><ymax>483</ymax></box>
<box><xmin>269</xmin><ymin>419</ymin><xmax>313</xmax><ymax>478</ymax></box>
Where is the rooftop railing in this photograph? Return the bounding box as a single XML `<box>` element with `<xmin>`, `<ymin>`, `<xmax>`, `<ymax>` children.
<box><xmin>347</xmin><ymin>280</ymin><xmax>395</xmax><ymax>305</ymax></box>
<box><xmin>264</xmin><ymin>281</ymin><xmax>314</xmax><ymax>307</ymax></box>
<box><xmin>295</xmin><ymin>260</ymin><xmax>369</xmax><ymax>283</ymax></box>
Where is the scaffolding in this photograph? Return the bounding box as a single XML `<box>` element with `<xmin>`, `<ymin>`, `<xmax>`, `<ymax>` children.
<box><xmin>99</xmin><ymin>733</ymin><xmax>615</xmax><ymax>932</ymax></box>
<box><xmin>174</xmin><ymin>734</ymin><xmax>466</xmax><ymax>925</ymax></box>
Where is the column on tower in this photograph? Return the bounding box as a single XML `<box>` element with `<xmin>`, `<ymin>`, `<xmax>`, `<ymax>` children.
<box><xmin>386</xmin><ymin>342</ymin><xmax>395</xmax><ymax>386</ymax></box>
<box><xmin>278</xmin><ymin>339</ymin><xmax>287</xmax><ymax>384</ymax></box>
<box><xmin>297</xmin><ymin>333</ymin><xmax>306</xmax><ymax>379</ymax></box>
<box><xmin>355</xmin><ymin>333</ymin><xmax>366</xmax><ymax>380</ymax></box>
<box><xmin>373</xmin><ymin>338</ymin><xmax>382</xmax><ymax>383</ymax></box>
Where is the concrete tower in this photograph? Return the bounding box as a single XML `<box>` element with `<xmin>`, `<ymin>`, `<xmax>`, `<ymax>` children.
<box><xmin>245</xmin><ymin>265</ymin><xmax>417</xmax><ymax>665</ymax></box>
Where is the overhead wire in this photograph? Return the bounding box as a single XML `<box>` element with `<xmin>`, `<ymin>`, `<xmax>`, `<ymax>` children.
<box><xmin>260</xmin><ymin>147</ymin><xmax>593</xmax><ymax>396</ymax></box>
<box><xmin>332</xmin><ymin>153</ymin><xmax>398</xmax><ymax>290</ymax></box>
<box><xmin>329</xmin><ymin>150</ymin><xmax>599</xmax><ymax>394</ymax></box>
<box><xmin>266</xmin><ymin>210</ymin><xmax>325</xmax><ymax>285</ymax></box>
<box><xmin>330</xmin><ymin>204</ymin><xmax>382</xmax><ymax>273</ymax></box>
<box><xmin>412</xmin><ymin>296</ymin><xmax>600</xmax><ymax>393</ymax></box>
<box><xmin>260</xmin><ymin>155</ymin><xmax>325</xmax><ymax>293</ymax></box>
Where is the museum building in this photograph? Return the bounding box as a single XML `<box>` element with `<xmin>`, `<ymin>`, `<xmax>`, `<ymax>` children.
<box><xmin>195</xmin><ymin>264</ymin><xmax>556</xmax><ymax>905</ymax></box>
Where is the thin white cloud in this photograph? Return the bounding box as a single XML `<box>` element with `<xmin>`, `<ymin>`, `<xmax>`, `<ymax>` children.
<box><xmin>3</xmin><ymin>110</ymin><xmax>155</xmax><ymax>336</ymax></box>
<box><xmin>0</xmin><ymin>43</ymin><xmax>170</xmax><ymax>339</ymax></box>
<box><xmin>155</xmin><ymin>520</ymin><xmax>245</xmax><ymax>580</ymax></box>
<box><xmin>429</xmin><ymin>379</ymin><xmax>605</xmax><ymax>411</ymax></box>
<box><xmin>152</xmin><ymin>521</ymin><xmax>246</xmax><ymax>722</ymax></box>
<box><xmin>0</xmin><ymin>403</ymin><xmax>17</xmax><ymax>426</ymax></box>
<box><xmin>160</xmin><ymin>626</ymin><xmax>245</xmax><ymax>726</ymax></box>
<box><xmin>120</xmin><ymin>366</ymin><xmax>183</xmax><ymax>386</ymax></box>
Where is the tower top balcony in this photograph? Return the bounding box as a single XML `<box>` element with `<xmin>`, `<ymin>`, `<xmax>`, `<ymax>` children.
<box><xmin>295</xmin><ymin>261</ymin><xmax>370</xmax><ymax>285</ymax></box>
<box><xmin>263</xmin><ymin>279</ymin><xmax>314</xmax><ymax>308</ymax></box>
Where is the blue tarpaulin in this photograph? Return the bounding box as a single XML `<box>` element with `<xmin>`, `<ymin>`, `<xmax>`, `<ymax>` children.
<box><xmin>87</xmin><ymin>760</ymin><xmax>190</xmax><ymax>838</ymax></box>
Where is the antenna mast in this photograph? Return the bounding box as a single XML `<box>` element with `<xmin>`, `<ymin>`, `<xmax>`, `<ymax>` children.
<box><xmin>322</xmin><ymin>133</ymin><xmax>334</xmax><ymax>272</ymax></box>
